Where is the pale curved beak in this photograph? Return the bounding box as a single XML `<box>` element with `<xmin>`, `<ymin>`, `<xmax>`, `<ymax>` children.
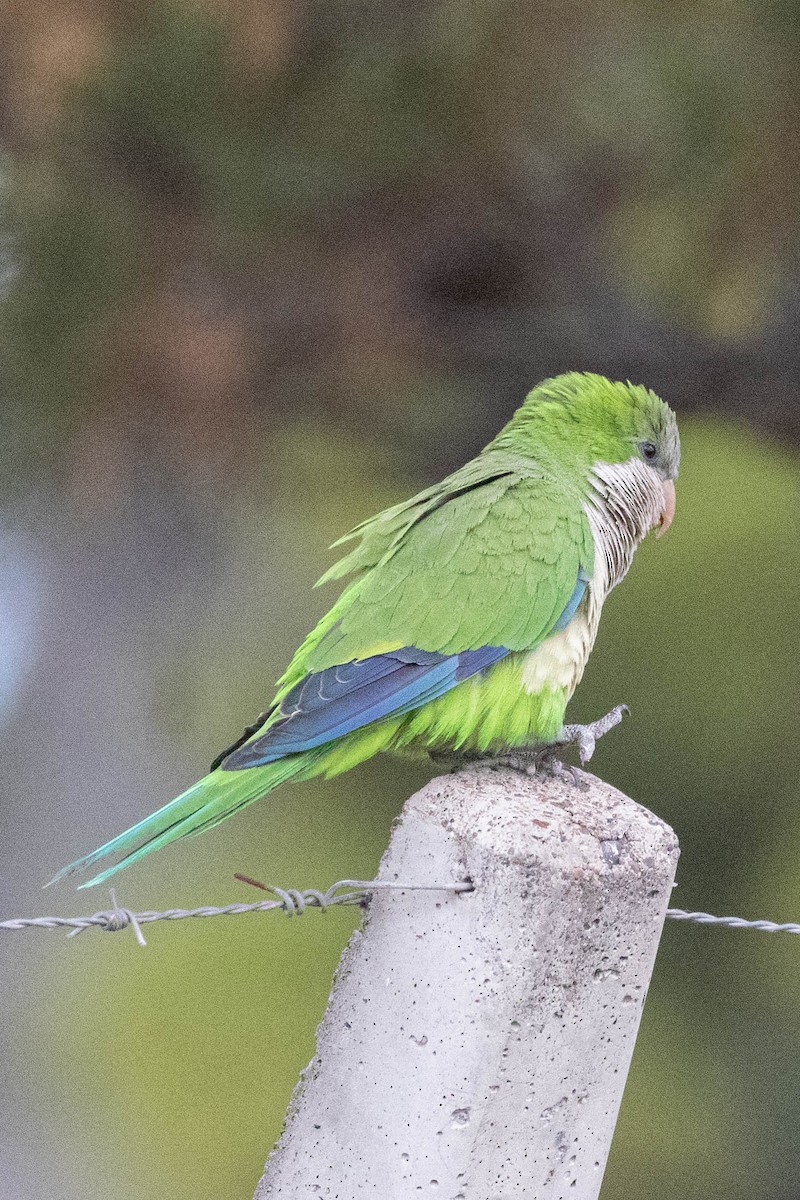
<box><xmin>656</xmin><ymin>478</ymin><xmax>676</xmax><ymax>538</ymax></box>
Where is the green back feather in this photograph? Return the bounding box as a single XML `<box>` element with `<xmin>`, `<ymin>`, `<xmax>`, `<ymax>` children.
<box><xmin>308</xmin><ymin>471</ymin><xmax>592</xmax><ymax>668</ymax></box>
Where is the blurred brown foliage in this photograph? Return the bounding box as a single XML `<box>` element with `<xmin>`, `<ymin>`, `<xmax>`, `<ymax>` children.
<box><xmin>1</xmin><ymin>0</ymin><xmax>800</xmax><ymax>515</ymax></box>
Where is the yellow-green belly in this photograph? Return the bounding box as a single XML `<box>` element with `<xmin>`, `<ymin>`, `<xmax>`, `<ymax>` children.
<box><xmin>308</xmin><ymin>654</ymin><xmax>568</xmax><ymax>781</ymax></box>
<box><xmin>394</xmin><ymin>653</ymin><xmax>568</xmax><ymax>755</ymax></box>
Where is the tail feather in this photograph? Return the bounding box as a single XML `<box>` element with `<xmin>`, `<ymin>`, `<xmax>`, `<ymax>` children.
<box><xmin>48</xmin><ymin>752</ymin><xmax>318</xmax><ymax>889</ymax></box>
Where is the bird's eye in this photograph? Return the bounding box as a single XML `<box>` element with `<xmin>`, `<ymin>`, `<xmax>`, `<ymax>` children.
<box><xmin>640</xmin><ymin>441</ymin><xmax>657</xmax><ymax>461</ymax></box>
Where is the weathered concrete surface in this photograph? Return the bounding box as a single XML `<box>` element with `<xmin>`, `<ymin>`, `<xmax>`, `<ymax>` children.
<box><xmin>254</xmin><ymin>767</ymin><xmax>679</xmax><ymax>1200</ymax></box>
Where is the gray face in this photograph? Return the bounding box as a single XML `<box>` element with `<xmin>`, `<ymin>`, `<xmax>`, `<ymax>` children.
<box><xmin>636</xmin><ymin>408</ymin><xmax>680</xmax><ymax>481</ymax></box>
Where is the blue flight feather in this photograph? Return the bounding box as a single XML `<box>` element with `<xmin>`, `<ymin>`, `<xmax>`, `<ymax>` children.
<box><xmin>222</xmin><ymin>645</ymin><xmax>508</xmax><ymax>769</ymax></box>
<box><xmin>550</xmin><ymin>572</ymin><xmax>588</xmax><ymax>632</ymax></box>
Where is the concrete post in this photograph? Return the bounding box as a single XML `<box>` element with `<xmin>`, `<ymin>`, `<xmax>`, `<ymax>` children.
<box><xmin>254</xmin><ymin>766</ymin><xmax>679</xmax><ymax>1199</ymax></box>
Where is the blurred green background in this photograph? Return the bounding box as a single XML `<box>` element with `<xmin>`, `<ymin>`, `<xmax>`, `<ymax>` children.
<box><xmin>0</xmin><ymin>3</ymin><xmax>799</xmax><ymax>1198</ymax></box>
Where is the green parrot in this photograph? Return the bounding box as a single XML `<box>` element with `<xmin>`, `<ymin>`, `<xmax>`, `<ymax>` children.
<box><xmin>52</xmin><ymin>371</ymin><xmax>679</xmax><ymax>888</ymax></box>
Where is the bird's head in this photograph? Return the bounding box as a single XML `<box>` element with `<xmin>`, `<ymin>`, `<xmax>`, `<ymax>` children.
<box><xmin>492</xmin><ymin>371</ymin><xmax>680</xmax><ymax>537</ymax></box>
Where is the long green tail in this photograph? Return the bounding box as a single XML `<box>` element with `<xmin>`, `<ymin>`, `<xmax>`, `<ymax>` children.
<box><xmin>48</xmin><ymin>751</ymin><xmax>320</xmax><ymax>889</ymax></box>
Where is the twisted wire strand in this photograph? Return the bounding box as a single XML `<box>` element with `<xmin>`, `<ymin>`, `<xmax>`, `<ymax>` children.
<box><xmin>665</xmin><ymin>909</ymin><xmax>800</xmax><ymax>935</ymax></box>
<box><xmin>0</xmin><ymin>880</ymin><xmax>475</xmax><ymax>947</ymax></box>
<box><xmin>1</xmin><ymin>884</ymin><xmax>798</xmax><ymax>947</ymax></box>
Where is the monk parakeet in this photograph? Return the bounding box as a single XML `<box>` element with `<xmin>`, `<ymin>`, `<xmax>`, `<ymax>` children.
<box><xmin>53</xmin><ymin>372</ymin><xmax>679</xmax><ymax>888</ymax></box>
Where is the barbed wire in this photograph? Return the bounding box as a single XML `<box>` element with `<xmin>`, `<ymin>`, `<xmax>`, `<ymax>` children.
<box><xmin>1</xmin><ymin>878</ymin><xmax>799</xmax><ymax>947</ymax></box>
<box><xmin>0</xmin><ymin>879</ymin><xmax>474</xmax><ymax>947</ymax></box>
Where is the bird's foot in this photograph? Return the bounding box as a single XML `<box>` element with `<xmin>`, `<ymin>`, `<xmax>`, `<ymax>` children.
<box><xmin>478</xmin><ymin>750</ymin><xmax>542</xmax><ymax>776</ymax></box>
<box><xmin>431</xmin><ymin>747</ymin><xmax>541</xmax><ymax>775</ymax></box>
<box><xmin>430</xmin><ymin>705</ymin><xmax>628</xmax><ymax>783</ymax></box>
<box><xmin>555</xmin><ymin>704</ymin><xmax>629</xmax><ymax>766</ymax></box>
<box><xmin>437</xmin><ymin>746</ymin><xmax>573</xmax><ymax>780</ymax></box>
<box><xmin>535</xmin><ymin>752</ymin><xmax>588</xmax><ymax>788</ymax></box>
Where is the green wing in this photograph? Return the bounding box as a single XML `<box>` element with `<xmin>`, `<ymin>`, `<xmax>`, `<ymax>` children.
<box><xmin>213</xmin><ymin>457</ymin><xmax>593</xmax><ymax>769</ymax></box>
<box><xmin>304</xmin><ymin>458</ymin><xmax>594</xmax><ymax>674</ymax></box>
